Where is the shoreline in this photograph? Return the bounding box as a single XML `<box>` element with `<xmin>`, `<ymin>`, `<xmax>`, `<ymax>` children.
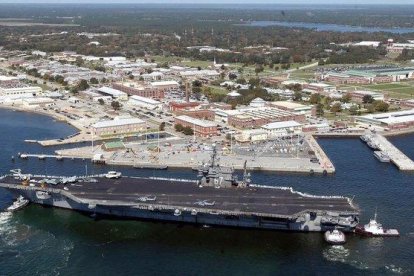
<box><xmin>0</xmin><ymin>105</ymin><xmax>82</xmax><ymax>132</ymax></box>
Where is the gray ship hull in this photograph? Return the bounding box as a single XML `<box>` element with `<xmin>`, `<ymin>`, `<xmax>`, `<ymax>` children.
<box><xmin>0</xmin><ymin>176</ymin><xmax>359</xmax><ymax>232</ymax></box>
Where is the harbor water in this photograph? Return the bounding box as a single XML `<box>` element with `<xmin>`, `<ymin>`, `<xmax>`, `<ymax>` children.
<box><xmin>0</xmin><ymin>108</ymin><xmax>413</xmax><ymax>275</ymax></box>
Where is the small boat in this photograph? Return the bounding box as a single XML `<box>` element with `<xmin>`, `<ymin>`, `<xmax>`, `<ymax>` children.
<box><xmin>355</xmin><ymin>212</ymin><xmax>399</xmax><ymax>237</ymax></box>
<box><xmin>6</xmin><ymin>196</ymin><xmax>29</xmax><ymax>212</ymax></box>
<box><xmin>133</xmin><ymin>164</ymin><xmax>168</xmax><ymax>170</ymax></box>
<box><xmin>324</xmin><ymin>229</ymin><xmax>346</xmax><ymax>245</ymax></box>
<box><xmin>38</xmin><ymin>155</ymin><xmax>46</xmax><ymax>160</ymax></box>
<box><xmin>174</xmin><ymin>209</ymin><xmax>182</xmax><ymax>216</ymax></box>
<box><xmin>360</xmin><ymin>135</ymin><xmax>369</xmax><ymax>143</ymax></box>
<box><xmin>105</xmin><ymin>171</ymin><xmax>122</xmax><ymax>179</ymax></box>
<box><xmin>367</xmin><ymin>141</ymin><xmax>378</xmax><ymax>150</ymax></box>
<box><xmin>19</xmin><ymin>154</ymin><xmax>28</xmax><ymax>160</ymax></box>
<box><xmin>56</xmin><ymin>156</ymin><xmax>64</xmax><ymax>161</ymax></box>
<box><xmin>373</xmin><ymin>151</ymin><xmax>390</xmax><ymax>163</ymax></box>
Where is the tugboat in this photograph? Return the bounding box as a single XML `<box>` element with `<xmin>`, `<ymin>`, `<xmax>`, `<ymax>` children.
<box><xmin>324</xmin><ymin>229</ymin><xmax>346</xmax><ymax>245</ymax></box>
<box><xmin>355</xmin><ymin>211</ymin><xmax>399</xmax><ymax>237</ymax></box>
<box><xmin>105</xmin><ymin>171</ymin><xmax>122</xmax><ymax>179</ymax></box>
<box><xmin>6</xmin><ymin>195</ymin><xmax>29</xmax><ymax>212</ymax></box>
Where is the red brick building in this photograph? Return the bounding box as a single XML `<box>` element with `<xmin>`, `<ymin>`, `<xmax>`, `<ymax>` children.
<box><xmin>227</xmin><ymin>107</ymin><xmax>305</xmax><ymax>129</ymax></box>
<box><xmin>112</xmin><ymin>83</ymin><xmax>165</xmax><ymax>99</ymax></box>
<box><xmin>175</xmin><ymin>115</ymin><xmax>217</xmax><ymax>137</ymax></box>
<box><xmin>169</xmin><ymin>101</ymin><xmax>201</xmax><ymax>112</ymax></box>
<box><xmin>175</xmin><ymin>109</ymin><xmax>215</xmax><ymax>120</ymax></box>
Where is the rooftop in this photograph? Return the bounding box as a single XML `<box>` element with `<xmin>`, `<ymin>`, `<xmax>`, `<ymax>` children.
<box><xmin>176</xmin><ymin>115</ymin><xmax>217</xmax><ymax>128</ymax></box>
<box><xmin>97</xmin><ymin>87</ymin><xmax>127</xmax><ymax>97</ymax></box>
<box><xmin>262</xmin><ymin>121</ymin><xmax>302</xmax><ymax>130</ymax></box>
<box><xmin>93</xmin><ymin>117</ymin><xmax>145</xmax><ymax>129</ymax></box>
<box><xmin>130</xmin><ymin>95</ymin><xmax>162</xmax><ymax>105</ymax></box>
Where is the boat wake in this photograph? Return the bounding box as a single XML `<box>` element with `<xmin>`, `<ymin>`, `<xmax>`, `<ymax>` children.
<box><xmin>0</xmin><ymin>211</ymin><xmax>74</xmax><ymax>275</ymax></box>
<box><xmin>323</xmin><ymin>245</ymin><xmax>410</xmax><ymax>274</ymax></box>
<box><xmin>322</xmin><ymin>245</ymin><xmax>350</xmax><ymax>263</ymax></box>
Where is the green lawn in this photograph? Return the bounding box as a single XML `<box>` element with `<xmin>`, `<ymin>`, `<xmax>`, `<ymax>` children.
<box><xmin>339</xmin><ymin>82</ymin><xmax>414</xmax><ymax>99</ymax></box>
<box><xmin>205</xmin><ymin>85</ymin><xmax>228</xmax><ymax>95</ymax></box>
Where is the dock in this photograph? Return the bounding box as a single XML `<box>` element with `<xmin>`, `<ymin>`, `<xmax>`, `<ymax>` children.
<box><xmin>365</xmin><ymin>134</ymin><xmax>414</xmax><ymax>171</ymax></box>
<box><xmin>305</xmin><ymin>135</ymin><xmax>335</xmax><ymax>173</ymax></box>
<box><xmin>18</xmin><ymin>153</ymin><xmax>86</xmax><ymax>161</ymax></box>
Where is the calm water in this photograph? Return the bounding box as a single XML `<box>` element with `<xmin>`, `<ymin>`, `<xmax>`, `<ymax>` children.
<box><xmin>238</xmin><ymin>21</ymin><xmax>414</xmax><ymax>34</ymax></box>
<box><xmin>0</xmin><ymin>108</ymin><xmax>413</xmax><ymax>275</ymax></box>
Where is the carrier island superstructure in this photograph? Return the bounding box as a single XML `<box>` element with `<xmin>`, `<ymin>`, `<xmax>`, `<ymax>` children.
<box><xmin>0</xmin><ymin>146</ymin><xmax>359</xmax><ymax>232</ymax></box>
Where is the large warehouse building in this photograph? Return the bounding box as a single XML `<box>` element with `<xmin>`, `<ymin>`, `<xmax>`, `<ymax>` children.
<box><xmin>355</xmin><ymin>109</ymin><xmax>414</xmax><ymax>130</ymax></box>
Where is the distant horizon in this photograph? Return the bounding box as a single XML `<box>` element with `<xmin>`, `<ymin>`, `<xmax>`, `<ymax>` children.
<box><xmin>0</xmin><ymin>1</ymin><xmax>413</xmax><ymax>5</ymax></box>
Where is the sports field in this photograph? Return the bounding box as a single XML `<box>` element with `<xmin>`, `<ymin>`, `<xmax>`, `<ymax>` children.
<box><xmin>339</xmin><ymin>81</ymin><xmax>414</xmax><ymax>99</ymax></box>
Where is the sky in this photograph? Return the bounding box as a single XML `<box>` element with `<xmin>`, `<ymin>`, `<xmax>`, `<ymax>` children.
<box><xmin>0</xmin><ymin>0</ymin><xmax>413</xmax><ymax>4</ymax></box>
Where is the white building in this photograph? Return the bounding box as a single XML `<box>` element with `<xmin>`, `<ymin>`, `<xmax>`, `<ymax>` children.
<box><xmin>249</xmin><ymin>97</ymin><xmax>266</xmax><ymax>108</ymax></box>
<box><xmin>261</xmin><ymin>121</ymin><xmax>303</xmax><ymax>138</ymax></box>
<box><xmin>0</xmin><ymin>85</ymin><xmax>42</xmax><ymax>98</ymax></box>
<box><xmin>129</xmin><ymin>95</ymin><xmax>163</xmax><ymax>110</ymax></box>
<box><xmin>150</xmin><ymin>81</ymin><xmax>180</xmax><ymax>92</ymax></box>
<box><xmin>235</xmin><ymin>129</ymin><xmax>268</xmax><ymax>143</ymax></box>
<box><xmin>180</xmin><ymin>70</ymin><xmax>220</xmax><ymax>79</ymax></box>
<box><xmin>97</xmin><ymin>87</ymin><xmax>128</xmax><ymax>101</ymax></box>
<box><xmin>92</xmin><ymin>116</ymin><xmax>146</xmax><ymax>136</ymax></box>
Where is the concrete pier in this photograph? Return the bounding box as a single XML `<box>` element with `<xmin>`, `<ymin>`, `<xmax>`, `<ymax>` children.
<box><xmin>306</xmin><ymin>135</ymin><xmax>335</xmax><ymax>173</ymax></box>
<box><xmin>367</xmin><ymin>134</ymin><xmax>414</xmax><ymax>171</ymax></box>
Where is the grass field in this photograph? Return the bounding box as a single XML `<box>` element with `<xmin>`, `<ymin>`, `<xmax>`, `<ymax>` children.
<box><xmin>151</xmin><ymin>55</ymin><xmax>314</xmax><ymax>78</ymax></box>
<box><xmin>339</xmin><ymin>81</ymin><xmax>414</xmax><ymax>99</ymax></box>
<box><xmin>205</xmin><ymin>85</ymin><xmax>228</xmax><ymax>95</ymax></box>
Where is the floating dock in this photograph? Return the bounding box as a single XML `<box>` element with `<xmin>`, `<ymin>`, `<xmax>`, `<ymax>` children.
<box><xmin>363</xmin><ymin>134</ymin><xmax>414</xmax><ymax>171</ymax></box>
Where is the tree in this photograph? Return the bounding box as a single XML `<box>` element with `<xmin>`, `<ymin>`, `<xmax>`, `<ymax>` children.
<box><xmin>159</xmin><ymin>122</ymin><xmax>166</xmax><ymax>131</ymax></box>
<box><xmin>349</xmin><ymin>105</ymin><xmax>359</xmax><ymax>115</ymax></box>
<box><xmin>175</xmin><ymin>124</ymin><xmax>184</xmax><ymax>132</ymax></box>
<box><xmin>248</xmin><ymin>78</ymin><xmax>260</xmax><ymax>88</ymax></box>
<box><xmin>228</xmin><ymin>73</ymin><xmax>237</xmax><ymax>80</ymax></box>
<box><xmin>90</xmin><ymin>77</ymin><xmax>99</xmax><ymax>84</ymax></box>
<box><xmin>309</xmin><ymin>93</ymin><xmax>321</xmax><ymax>104</ymax></box>
<box><xmin>76</xmin><ymin>79</ymin><xmax>89</xmax><ymax>91</ymax></box>
<box><xmin>293</xmin><ymin>91</ymin><xmax>302</xmax><ymax>102</ymax></box>
<box><xmin>182</xmin><ymin>126</ymin><xmax>194</xmax><ymax>135</ymax></box>
<box><xmin>374</xmin><ymin>101</ymin><xmax>389</xmax><ymax>112</ymax></box>
<box><xmin>192</xmin><ymin>80</ymin><xmax>203</xmax><ymax>94</ymax></box>
<box><xmin>254</xmin><ymin>65</ymin><xmax>264</xmax><ymax>75</ymax></box>
<box><xmin>362</xmin><ymin>95</ymin><xmax>374</xmax><ymax>104</ymax></box>
<box><xmin>316</xmin><ymin>103</ymin><xmax>324</xmax><ymax>116</ymax></box>
<box><xmin>111</xmin><ymin>101</ymin><xmax>121</xmax><ymax>111</ymax></box>
<box><xmin>98</xmin><ymin>98</ymin><xmax>105</xmax><ymax>105</ymax></box>
<box><xmin>330</xmin><ymin>103</ymin><xmax>342</xmax><ymax>115</ymax></box>
<box><xmin>341</xmin><ymin>93</ymin><xmax>352</xmax><ymax>103</ymax></box>
<box><xmin>236</xmin><ymin>78</ymin><xmax>246</xmax><ymax>84</ymax></box>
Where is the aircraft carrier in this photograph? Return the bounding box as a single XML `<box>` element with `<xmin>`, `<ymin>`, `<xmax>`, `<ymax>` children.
<box><xmin>0</xmin><ymin>147</ymin><xmax>359</xmax><ymax>232</ymax></box>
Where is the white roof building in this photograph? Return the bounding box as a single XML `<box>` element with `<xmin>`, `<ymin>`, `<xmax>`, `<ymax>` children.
<box><xmin>249</xmin><ymin>97</ymin><xmax>266</xmax><ymax>108</ymax></box>
<box><xmin>92</xmin><ymin>116</ymin><xmax>146</xmax><ymax>136</ymax></box>
<box><xmin>129</xmin><ymin>95</ymin><xmax>163</xmax><ymax>110</ymax></box>
<box><xmin>228</xmin><ymin>91</ymin><xmax>241</xmax><ymax>97</ymax></box>
<box><xmin>93</xmin><ymin>117</ymin><xmax>145</xmax><ymax>129</ymax></box>
<box><xmin>97</xmin><ymin>87</ymin><xmax>128</xmax><ymax>101</ymax></box>
<box><xmin>355</xmin><ymin>109</ymin><xmax>414</xmax><ymax>128</ymax></box>
<box><xmin>261</xmin><ymin>121</ymin><xmax>303</xmax><ymax>137</ymax></box>
<box><xmin>175</xmin><ymin>115</ymin><xmax>216</xmax><ymax>128</ymax></box>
